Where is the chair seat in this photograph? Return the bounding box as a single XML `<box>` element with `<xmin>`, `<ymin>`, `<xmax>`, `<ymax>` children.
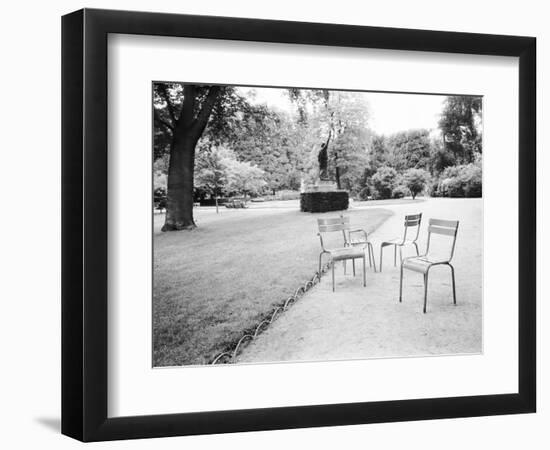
<box><xmin>382</xmin><ymin>238</ymin><xmax>417</xmax><ymax>246</ymax></box>
<box><xmin>402</xmin><ymin>256</ymin><xmax>448</xmax><ymax>273</ymax></box>
<box><xmin>326</xmin><ymin>246</ymin><xmax>365</xmax><ymax>261</ymax></box>
<box><xmin>348</xmin><ymin>237</ymin><xmax>372</xmax><ymax>246</ymax></box>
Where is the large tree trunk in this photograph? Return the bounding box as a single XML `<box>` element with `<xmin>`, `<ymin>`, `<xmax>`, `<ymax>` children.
<box><xmin>161</xmin><ymin>84</ymin><xmax>221</xmax><ymax>232</ymax></box>
<box><xmin>162</xmin><ymin>134</ymin><xmax>199</xmax><ymax>231</ymax></box>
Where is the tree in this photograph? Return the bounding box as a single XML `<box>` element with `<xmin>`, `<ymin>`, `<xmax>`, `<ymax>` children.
<box><xmin>154</xmin><ymin>83</ymin><xmax>222</xmax><ymax>230</ymax></box>
<box><xmin>368</xmin><ymin>134</ymin><xmax>388</xmax><ymax>173</ymax></box>
<box><xmin>328</xmin><ymin>92</ymin><xmax>371</xmax><ymax>189</ymax></box>
<box><xmin>225</xmin><ymin>159</ymin><xmax>266</xmax><ymax>200</ymax></box>
<box><xmin>438</xmin><ymin>96</ymin><xmax>482</xmax><ymax>165</ymax></box>
<box><xmin>231</xmin><ymin>108</ymin><xmax>302</xmax><ymax>194</ymax></box>
<box><xmin>287</xmin><ymin>89</ymin><xmax>371</xmax><ymax>190</ymax></box>
<box><xmin>371</xmin><ymin>166</ymin><xmax>398</xmax><ymax>199</ymax></box>
<box><xmin>385</xmin><ymin>129</ymin><xmax>432</xmax><ymax>172</ymax></box>
<box><xmin>330</xmin><ymin>125</ymin><xmax>370</xmax><ymax>195</ymax></box>
<box><xmin>153</xmin><ymin>83</ymin><xmax>263</xmax><ymax>230</ymax></box>
<box><xmin>194</xmin><ymin>145</ymin><xmax>233</xmax><ymax>213</ymax></box>
<box><xmin>403</xmin><ymin>168</ymin><xmax>430</xmax><ymax>199</ymax></box>
<box><xmin>429</xmin><ymin>135</ymin><xmax>456</xmax><ymax>175</ymax></box>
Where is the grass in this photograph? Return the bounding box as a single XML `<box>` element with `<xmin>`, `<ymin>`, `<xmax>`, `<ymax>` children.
<box><xmin>153</xmin><ymin>206</ymin><xmax>393</xmax><ymax>366</ymax></box>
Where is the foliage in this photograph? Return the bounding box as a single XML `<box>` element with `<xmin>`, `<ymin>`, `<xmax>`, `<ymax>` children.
<box><xmin>153</xmin><ymin>84</ymin><xmax>484</xmax><ymax>219</ymax></box>
<box><xmin>359</xmin><ymin>186</ymin><xmax>372</xmax><ymax>201</ymax></box>
<box><xmin>231</xmin><ymin>109</ymin><xmax>304</xmax><ymax>194</ymax></box>
<box><xmin>287</xmin><ymin>89</ymin><xmax>372</xmax><ymax>190</ymax></box>
<box><xmin>371</xmin><ymin>166</ymin><xmax>398</xmax><ymax>199</ymax></box>
<box><xmin>153</xmin><ymin>171</ymin><xmax>167</xmax><ymax>191</ymax></box>
<box><xmin>384</xmin><ymin>129</ymin><xmax>432</xmax><ymax>172</ymax></box>
<box><xmin>367</xmin><ymin>134</ymin><xmax>387</xmax><ymax>174</ymax></box>
<box><xmin>153</xmin><ymin>83</ymin><xmax>253</xmax><ymax>159</ymax></box>
<box><xmin>436</xmin><ymin>163</ymin><xmax>482</xmax><ymax>198</ymax></box>
<box><xmin>429</xmin><ymin>136</ymin><xmax>456</xmax><ymax>175</ymax></box>
<box><xmin>438</xmin><ymin>96</ymin><xmax>482</xmax><ymax>165</ymax></box>
<box><xmin>331</xmin><ymin>124</ymin><xmax>370</xmax><ymax>195</ymax></box>
<box><xmin>225</xmin><ymin>159</ymin><xmax>266</xmax><ymax>199</ymax></box>
<box><xmin>391</xmin><ymin>185</ymin><xmax>408</xmax><ymax>199</ymax></box>
<box><xmin>194</xmin><ymin>145</ymin><xmax>235</xmax><ymax>211</ymax></box>
<box><xmin>402</xmin><ymin>168</ymin><xmax>430</xmax><ymax>199</ymax></box>
<box><xmin>154</xmin><ymin>187</ymin><xmax>167</xmax><ymax>210</ymax></box>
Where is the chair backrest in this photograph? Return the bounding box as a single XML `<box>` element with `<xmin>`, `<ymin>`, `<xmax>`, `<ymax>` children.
<box><xmin>426</xmin><ymin>218</ymin><xmax>459</xmax><ymax>261</ymax></box>
<box><xmin>402</xmin><ymin>213</ymin><xmax>422</xmax><ymax>241</ymax></box>
<box><xmin>317</xmin><ymin>216</ymin><xmax>351</xmax><ymax>233</ymax></box>
<box><xmin>317</xmin><ymin>216</ymin><xmax>351</xmax><ymax>249</ymax></box>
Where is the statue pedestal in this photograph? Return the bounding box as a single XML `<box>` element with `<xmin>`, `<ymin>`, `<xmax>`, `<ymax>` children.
<box><xmin>303</xmin><ymin>180</ymin><xmax>338</xmax><ymax>192</ymax></box>
<box><xmin>300</xmin><ymin>181</ymin><xmax>349</xmax><ymax>213</ymax></box>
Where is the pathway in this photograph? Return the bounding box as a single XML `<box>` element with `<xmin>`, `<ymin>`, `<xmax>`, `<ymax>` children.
<box><xmin>236</xmin><ymin>198</ymin><xmax>483</xmax><ymax>364</ymax></box>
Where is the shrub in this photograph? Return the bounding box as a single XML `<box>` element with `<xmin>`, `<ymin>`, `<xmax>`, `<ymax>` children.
<box><xmin>403</xmin><ymin>168</ymin><xmax>430</xmax><ymax>199</ymax></box>
<box><xmin>358</xmin><ymin>186</ymin><xmax>371</xmax><ymax>200</ymax></box>
<box><xmin>438</xmin><ymin>177</ymin><xmax>463</xmax><ymax>197</ymax></box>
<box><xmin>392</xmin><ymin>185</ymin><xmax>409</xmax><ymax>199</ymax></box>
<box><xmin>154</xmin><ymin>187</ymin><xmax>167</xmax><ymax>211</ymax></box>
<box><xmin>436</xmin><ymin>163</ymin><xmax>482</xmax><ymax>198</ymax></box>
<box><xmin>461</xmin><ymin>164</ymin><xmax>482</xmax><ymax>197</ymax></box>
<box><xmin>277</xmin><ymin>190</ymin><xmax>301</xmax><ymax>201</ymax></box>
<box><xmin>371</xmin><ymin>166</ymin><xmax>398</xmax><ymax>199</ymax></box>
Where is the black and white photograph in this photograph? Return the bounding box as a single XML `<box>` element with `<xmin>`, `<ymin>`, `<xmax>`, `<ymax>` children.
<box><xmin>152</xmin><ymin>83</ymin><xmax>483</xmax><ymax>367</ymax></box>
<box><xmin>1</xmin><ymin>0</ymin><xmax>543</xmax><ymax>447</ymax></box>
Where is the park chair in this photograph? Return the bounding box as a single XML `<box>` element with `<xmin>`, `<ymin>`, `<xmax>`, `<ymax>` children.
<box><xmin>399</xmin><ymin>219</ymin><xmax>459</xmax><ymax>313</ymax></box>
<box><xmin>317</xmin><ymin>217</ymin><xmax>367</xmax><ymax>292</ymax></box>
<box><xmin>340</xmin><ymin>215</ymin><xmax>377</xmax><ymax>273</ymax></box>
<box><xmin>379</xmin><ymin>213</ymin><xmax>422</xmax><ymax>271</ymax></box>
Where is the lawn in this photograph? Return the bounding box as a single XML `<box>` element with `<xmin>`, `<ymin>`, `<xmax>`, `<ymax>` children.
<box><xmin>153</xmin><ymin>206</ymin><xmax>393</xmax><ymax>366</ymax></box>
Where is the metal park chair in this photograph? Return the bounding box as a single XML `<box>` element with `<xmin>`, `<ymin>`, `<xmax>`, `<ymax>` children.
<box><xmin>340</xmin><ymin>215</ymin><xmax>377</xmax><ymax>272</ymax></box>
<box><xmin>379</xmin><ymin>213</ymin><xmax>422</xmax><ymax>271</ymax></box>
<box><xmin>317</xmin><ymin>217</ymin><xmax>367</xmax><ymax>292</ymax></box>
<box><xmin>399</xmin><ymin>219</ymin><xmax>459</xmax><ymax>313</ymax></box>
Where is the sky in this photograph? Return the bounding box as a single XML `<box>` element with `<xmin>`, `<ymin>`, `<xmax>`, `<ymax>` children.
<box><xmin>237</xmin><ymin>86</ymin><xmax>445</xmax><ymax>136</ymax></box>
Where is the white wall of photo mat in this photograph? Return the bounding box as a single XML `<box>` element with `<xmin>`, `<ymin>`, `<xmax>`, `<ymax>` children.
<box><xmin>108</xmin><ymin>34</ymin><xmax>517</xmax><ymax>417</ymax></box>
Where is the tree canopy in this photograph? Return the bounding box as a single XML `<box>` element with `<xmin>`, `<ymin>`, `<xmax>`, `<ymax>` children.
<box><xmin>153</xmin><ymin>85</ymin><xmax>483</xmax><ymax>229</ymax></box>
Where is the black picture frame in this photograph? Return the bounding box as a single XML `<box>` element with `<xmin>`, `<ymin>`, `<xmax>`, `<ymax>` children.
<box><xmin>62</xmin><ymin>8</ymin><xmax>536</xmax><ymax>442</ymax></box>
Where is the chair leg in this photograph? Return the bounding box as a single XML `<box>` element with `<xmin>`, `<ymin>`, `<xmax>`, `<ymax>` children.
<box><xmin>449</xmin><ymin>264</ymin><xmax>457</xmax><ymax>305</ymax></box>
<box><xmin>423</xmin><ymin>271</ymin><xmax>429</xmax><ymax>313</ymax></box>
<box><xmin>363</xmin><ymin>255</ymin><xmax>366</xmax><ymax>287</ymax></box>
<box><xmin>343</xmin><ymin>259</ymin><xmax>346</xmax><ymax>275</ymax></box>
<box><xmin>367</xmin><ymin>245</ymin><xmax>372</xmax><ymax>268</ymax></box>
<box><xmin>399</xmin><ymin>246</ymin><xmax>403</xmax><ymax>265</ymax></box>
<box><xmin>369</xmin><ymin>243</ymin><xmax>377</xmax><ymax>272</ymax></box>
<box><xmin>332</xmin><ymin>262</ymin><xmax>335</xmax><ymax>292</ymax></box>
<box><xmin>380</xmin><ymin>245</ymin><xmax>384</xmax><ymax>272</ymax></box>
<box><xmin>399</xmin><ymin>263</ymin><xmax>404</xmax><ymax>302</ymax></box>
<box><xmin>413</xmin><ymin>242</ymin><xmax>420</xmax><ymax>256</ymax></box>
<box><xmin>318</xmin><ymin>253</ymin><xmax>323</xmax><ymax>275</ymax></box>
<box><xmin>394</xmin><ymin>245</ymin><xmax>397</xmax><ymax>266</ymax></box>
<box><xmin>352</xmin><ymin>258</ymin><xmax>356</xmax><ymax>276</ymax></box>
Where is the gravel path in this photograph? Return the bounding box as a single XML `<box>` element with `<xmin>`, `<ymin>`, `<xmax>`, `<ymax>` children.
<box><xmin>236</xmin><ymin>198</ymin><xmax>483</xmax><ymax>364</ymax></box>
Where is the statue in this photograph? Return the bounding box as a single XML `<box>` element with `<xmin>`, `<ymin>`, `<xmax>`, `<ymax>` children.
<box><xmin>317</xmin><ymin>140</ymin><xmax>329</xmax><ymax>181</ymax></box>
<box><xmin>302</xmin><ymin>132</ymin><xmax>349</xmax><ymax>212</ymax></box>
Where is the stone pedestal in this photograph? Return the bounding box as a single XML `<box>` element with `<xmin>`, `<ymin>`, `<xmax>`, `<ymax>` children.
<box><xmin>300</xmin><ymin>181</ymin><xmax>349</xmax><ymax>213</ymax></box>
